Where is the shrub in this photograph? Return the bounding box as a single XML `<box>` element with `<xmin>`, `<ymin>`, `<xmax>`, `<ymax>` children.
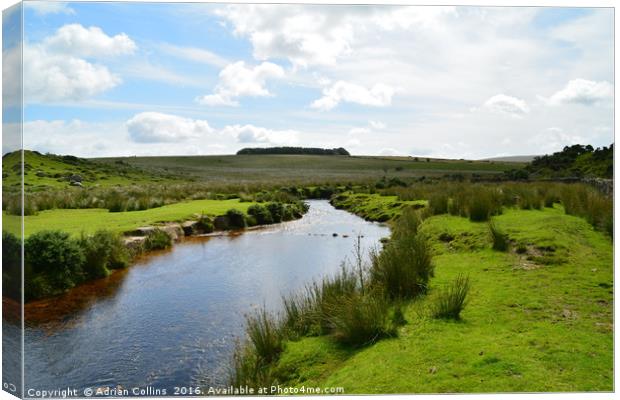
<box><xmin>432</xmin><ymin>274</ymin><xmax>470</xmax><ymax>320</ymax></box>
<box><xmin>197</xmin><ymin>215</ymin><xmax>214</xmax><ymax>233</ymax></box>
<box><xmin>143</xmin><ymin>229</ymin><xmax>172</xmax><ymax>251</ymax></box>
<box><xmin>2</xmin><ymin>231</ymin><xmax>21</xmax><ymax>300</ymax></box>
<box><xmin>226</xmin><ymin>209</ymin><xmax>247</xmax><ymax>229</ymax></box>
<box><xmin>428</xmin><ymin>193</ymin><xmax>449</xmax><ymax>215</ymax></box>
<box><xmin>247</xmin><ymin>204</ymin><xmax>273</xmax><ymax>225</ymax></box>
<box><xmin>266</xmin><ymin>202</ymin><xmax>285</xmax><ymax>223</ymax></box>
<box><xmin>25</xmin><ymin>230</ymin><xmax>85</xmax><ymax>294</ymax></box>
<box><xmin>489</xmin><ymin>222</ymin><xmax>509</xmax><ymax>252</ymax></box>
<box><xmin>79</xmin><ymin>230</ymin><xmax>130</xmax><ymax>280</ymax></box>
<box><xmin>326</xmin><ymin>292</ymin><xmax>394</xmax><ymax>347</ymax></box>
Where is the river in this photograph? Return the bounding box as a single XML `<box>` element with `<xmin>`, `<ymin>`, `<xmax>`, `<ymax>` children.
<box><xmin>16</xmin><ymin>200</ymin><xmax>389</xmax><ymax>394</ymax></box>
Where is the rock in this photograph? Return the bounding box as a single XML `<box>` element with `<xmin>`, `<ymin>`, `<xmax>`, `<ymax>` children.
<box><xmin>181</xmin><ymin>221</ymin><xmax>200</xmax><ymax>236</ymax></box>
<box><xmin>69</xmin><ymin>181</ymin><xmax>83</xmax><ymax>187</ymax></box>
<box><xmin>69</xmin><ymin>174</ymin><xmax>83</xmax><ymax>182</ymax></box>
<box><xmin>332</xmin><ymin>233</ymin><xmax>338</xmax><ymax>237</ymax></box>
<box><xmin>125</xmin><ymin>226</ymin><xmax>156</xmax><ymax>237</ymax></box>
<box><xmin>161</xmin><ymin>224</ymin><xmax>184</xmax><ymax>241</ymax></box>
<box><xmin>123</xmin><ymin>236</ymin><xmax>146</xmax><ymax>249</ymax></box>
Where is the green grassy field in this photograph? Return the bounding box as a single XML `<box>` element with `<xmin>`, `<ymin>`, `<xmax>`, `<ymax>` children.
<box><xmin>94</xmin><ymin>154</ymin><xmax>521</xmax><ymax>185</ymax></box>
<box><xmin>2</xmin><ymin>150</ymin><xmax>177</xmax><ymax>190</ymax></box>
<box><xmin>2</xmin><ymin>198</ymin><xmax>253</xmax><ymax>237</ymax></box>
<box><xmin>271</xmin><ymin>205</ymin><xmax>613</xmax><ymax>393</ymax></box>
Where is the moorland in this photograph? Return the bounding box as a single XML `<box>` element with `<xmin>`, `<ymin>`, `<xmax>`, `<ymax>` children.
<box><xmin>1</xmin><ymin>143</ymin><xmax>613</xmax><ymax>392</ymax></box>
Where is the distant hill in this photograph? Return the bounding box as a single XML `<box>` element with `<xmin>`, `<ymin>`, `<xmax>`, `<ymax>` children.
<box><xmin>237</xmin><ymin>146</ymin><xmax>350</xmax><ymax>156</ymax></box>
<box><xmin>525</xmin><ymin>144</ymin><xmax>613</xmax><ymax>179</ymax></box>
<box><xmin>483</xmin><ymin>155</ymin><xmax>538</xmax><ymax>163</ymax></box>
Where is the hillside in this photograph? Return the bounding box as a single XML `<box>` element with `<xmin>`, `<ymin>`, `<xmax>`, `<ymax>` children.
<box><xmin>2</xmin><ymin>150</ymin><xmax>177</xmax><ymax>190</ymax></box>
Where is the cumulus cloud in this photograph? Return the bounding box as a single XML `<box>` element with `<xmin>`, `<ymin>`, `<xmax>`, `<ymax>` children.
<box><xmin>222</xmin><ymin>124</ymin><xmax>299</xmax><ymax>145</ymax></box>
<box><xmin>24</xmin><ymin>46</ymin><xmax>121</xmax><ymax>102</ymax></box>
<box><xmin>545</xmin><ymin>79</ymin><xmax>613</xmax><ymax>106</ymax></box>
<box><xmin>197</xmin><ymin>61</ymin><xmax>285</xmax><ymax>106</ymax></box>
<box><xmin>23</xmin><ymin>24</ymin><xmax>136</xmax><ymax>103</ymax></box>
<box><xmin>482</xmin><ymin>94</ymin><xmax>530</xmax><ymax>117</ymax></box>
<box><xmin>126</xmin><ymin>112</ymin><xmax>214</xmax><ymax>143</ymax></box>
<box><xmin>43</xmin><ymin>24</ymin><xmax>136</xmax><ymax>58</ymax></box>
<box><xmin>311</xmin><ymin>81</ymin><xmax>396</xmax><ymax>111</ymax></box>
<box><xmin>215</xmin><ymin>5</ymin><xmax>354</xmax><ymax>67</ymax></box>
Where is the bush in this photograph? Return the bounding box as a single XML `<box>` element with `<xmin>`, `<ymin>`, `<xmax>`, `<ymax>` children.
<box><xmin>79</xmin><ymin>230</ymin><xmax>130</xmax><ymax>280</ymax></box>
<box><xmin>489</xmin><ymin>222</ymin><xmax>509</xmax><ymax>251</ymax></box>
<box><xmin>143</xmin><ymin>229</ymin><xmax>172</xmax><ymax>251</ymax></box>
<box><xmin>432</xmin><ymin>274</ymin><xmax>470</xmax><ymax>320</ymax></box>
<box><xmin>226</xmin><ymin>209</ymin><xmax>247</xmax><ymax>229</ymax></box>
<box><xmin>196</xmin><ymin>214</ymin><xmax>214</xmax><ymax>233</ymax></box>
<box><xmin>392</xmin><ymin>207</ymin><xmax>422</xmax><ymax>240</ymax></box>
<box><xmin>25</xmin><ymin>230</ymin><xmax>86</xmax><ymax>296</ymax></box>
<box><xmin>266</xmin><ymin>202</ymin><xmax>285</xmax><ymax>223</ymax></box>
<box><xmin>326</xmin><ymin>292</ymin><xmax>394</xmax><ymax>347</ymax></box>
<box><xmin>2</xmin><ymin>231</ymin><xmax>21</xmax><ymax>300</ymax></box>
<box><xmin>247</xmin><ymin>204</ymin><xmax>273</xmax><ymax>225</ymax></box>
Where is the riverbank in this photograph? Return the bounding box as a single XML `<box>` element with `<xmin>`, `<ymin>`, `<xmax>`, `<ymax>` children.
<box><xmin>3</xmin><ymin>200</ymin><xmax>309</xmax><ymax>302</ymax></box>
<box><xmin>232</xmin><ymin>187</ymin><xmax>613</xmax><ymax>392</ymax></box>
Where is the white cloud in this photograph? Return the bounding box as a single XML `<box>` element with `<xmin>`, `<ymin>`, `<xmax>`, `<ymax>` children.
<box><xmin>369</xmin><ymin>120</ymin><xmax>386</xmax><ymax>130</ymax></box>
<box><xmin>545</xmin><ymin>79</ymin><xmax>613</xmax><ymax>106</ymax></box>
<box><xmin>311</xmin><ymin>81</ymin><xmax>396</xmax><ymax>111</ymax></box>
<box><xmin>215</xmin><ymin>5</ymin><xmax>354</xmax><ymax>68</ymax></box>
<box><xmin>22</xmin><ymin>24</ymin><xmax>136</xmax><ymax>103</ymax></box>
<box><xmin>222</xmin><ymin>124</ymin><xmax>299</xmax><ymax>145</ymax></box>
<box><xmin>196</xmin><ymin>61</ymin><xmax>285</xmax><ymax>106</ymax></box>
<box><xmin>348</xmin><ymin>127</ymin><xmax>371</xmax><ymax>135</ymax></box>
<box><xmin>43</xmin><ymin>24</ymin><xmax>136</xmax><ymax>58</ymax></box>
<box><xmin>529</xmin><ymin>127</ymin><xmax>586</xmax><ymax>154</ymax></box>
<box><xmin>24</xmin><ymin>46</ymin><xmax>121</xmax><ymax>103</ymax></box>
<box><xmin>379</xmin><ymin>148</ymin><xmax>400</xmax><ymax>156</ymax></box>
<box><xmin>159</xmin><ymin>43</ymin><xmax>229</xmax><ymax>68</ymax></box>
<box><xmin>25</xmin><ymin>2</ymin><xmax>74</xmax><ymax>15</ymax></box>
<box><xmin>126</xmin><ymin>112</ymin><xmax>214</xmax><ymax>143</ymax></box>
<box><xmin>482</xmin><ymin>94</ymin><xmax>530</xmax><ymax>117</ymax></box>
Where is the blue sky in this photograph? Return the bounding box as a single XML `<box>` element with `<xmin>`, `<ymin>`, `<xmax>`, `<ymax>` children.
<box><xmin>4</xmin><ymin>2</ymin><xmax>614</xmax><ymax>158</ymax></box>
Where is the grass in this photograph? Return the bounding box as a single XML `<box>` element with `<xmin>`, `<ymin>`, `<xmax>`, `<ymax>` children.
<box><xmin>3</xmin><ymin>150</ymin><xmax>176</xmax><ymax>190</ymax></box>
<box><xmin>267</xmin><ymin>205</ymin><xmax>612</xmax><ymax>392</ymax></box>
<box><xmin>331</xmin><ymin>193</ymin><xmax>426</xmax><ymax>222</ymax></box>
<box><xmin>94</xmin><ymin>154</ymin><xmax>518</xmax><ymax>185</ymax></box>
<box><xmin>431</xmin><ymin>274</ymin><xmax>470</xmax><ymax>320</ymax></box>
<box><xmin>3</xmin><ymin>198</ymin><xmax>254</xmax><ymax>237</ymax></box>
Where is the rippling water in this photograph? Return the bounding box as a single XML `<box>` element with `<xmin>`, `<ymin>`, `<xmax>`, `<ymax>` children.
<box><xmin>17</xmin><ymin>200</ymin><xmax>389</xmax><ymax>394</ymax></box>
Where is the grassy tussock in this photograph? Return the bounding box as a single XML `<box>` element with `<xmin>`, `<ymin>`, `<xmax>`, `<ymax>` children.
<box><xmin>432</xmin><ymin>274</ymin><xmax>471</xmax><ymax>320</ymax></box>
<box><xmin>489</xmin><ymin>222</ymin><xmax>509</xmax><ymax>252</ymax></box>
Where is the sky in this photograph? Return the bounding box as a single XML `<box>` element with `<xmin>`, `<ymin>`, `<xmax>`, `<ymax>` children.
<box><xmin>2</xmin><ymin>1</ymin><xmax>615</xmax><ymax>158</ymax></box>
